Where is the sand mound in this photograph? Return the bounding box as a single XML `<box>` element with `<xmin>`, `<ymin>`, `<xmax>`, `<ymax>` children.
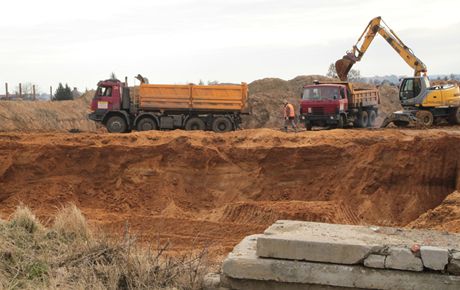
<box><xmin>0</xmin><ymin>91</ymin><xmax>99</xmax><ymax>132</ymax></box>
<box><xmin>408</xmin><ymin>191</ymin><xmax>460</xmax><ymax>233</ymax></box>
<box><xmin>1</xmin><ymin>129</ymin><xmax>460</xmax><ymax>255</ymax></box>
<box><xmin>243</xmin><ymin>75</ymin><xmax>333</xmax><ymax>128</ymax></box>
<box><xmin>243</xmin><ymin>76</ymin><xmax>401</xmax><ymax>129</ymax></box>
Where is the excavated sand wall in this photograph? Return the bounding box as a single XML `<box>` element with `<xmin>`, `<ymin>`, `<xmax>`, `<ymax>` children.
<box><xmin>1</xmin><ymin>129</ymin><xmax>460</xmax><ymax>254</ymax></box>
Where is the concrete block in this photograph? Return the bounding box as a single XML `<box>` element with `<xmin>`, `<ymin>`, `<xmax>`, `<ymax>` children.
<box><xmin>364</xmin><ymin>254</ymin><xmax>386</xmax><ymax>269</ymax></box>
<box><xmin>256</xmin><ymin>221</ymin><xmax>460</xmax><ymax>267</ymax></box>
<box><xmin>223</xmin><ymin>235</ymin><xmax>460</xmax><ymax>290</ymax></box>
<box><xmin>203</xmin><ymin>273</ymin><xmax>229</xmax><ymax>290</ymax></box>
<box><xmin>385</xmin><ymin>247</ymin><xmax>423</xmax><ymax>271</ymax></box>
<box><xmin>221</xmin><ymin>275</ymin><xmax>356</xmax><ymax>290</ymax></box>
<box><xmin>420</xmin><ymin>246</ymin><xmax>449</xmax><ymax>271</ymax></box>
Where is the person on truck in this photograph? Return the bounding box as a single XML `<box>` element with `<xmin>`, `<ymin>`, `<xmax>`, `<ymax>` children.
<box><xmin>283</xmin><ymin>100</ymin><xmax>297</xmax><ymax>132</ymax></box>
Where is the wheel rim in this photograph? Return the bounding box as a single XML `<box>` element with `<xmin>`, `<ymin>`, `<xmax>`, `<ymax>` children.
<box><xmin>142</xmin><ymin>123</ymin><xmax>153</xmax><ymax>131</ymax></box>
<box><xmin>218</xmin><ymin>122</ymin><xmax>227</xmax><ymax>131</ymax></box>
<box><xmin>111</xmin><ymin>121</ymin><xmax>122</xmax><ymax>131</ymax></box>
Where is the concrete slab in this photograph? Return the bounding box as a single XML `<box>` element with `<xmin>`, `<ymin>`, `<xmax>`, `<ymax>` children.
<box><xmin>420</xmin><ymin>246</ymin><xmax>449</xmax><ymax>271</ymax></box>
<box><xmin>256</xmin><ymin>221</ymin><xmax>460</xmax><ymax>266</ymax></box>
<box><xmin>223</xmin><ymin>235</ymin><xmax>460</xmax><ymax>290</ymax></box>
<box><xmin>385</xmin><ymin>247</ymin><xmax>423</xmax><ymax>271</ymax></box>
<box><xmin>221</xmin><ymin>275</ymin><xmax>356</xmax><ymax>290</ymax></box>
<box><xmin>363</xmin><ymin>254</ymin><xmax>386</xmax><ymax>269</ymax></box>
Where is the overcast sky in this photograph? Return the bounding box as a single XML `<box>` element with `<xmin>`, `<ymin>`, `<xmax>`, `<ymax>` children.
<box><xmin>1</xmin><ymin>0</ymin><xmax>459</xmax><ymax>92</ymax></box>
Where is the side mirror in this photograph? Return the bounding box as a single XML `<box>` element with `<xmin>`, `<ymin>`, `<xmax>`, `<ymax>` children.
<box><xmin>300</xmin><ymin>93</ymin><xmax>303</xmax><ymax>99</ymax></box>
<box><xmin>333</xmin><ymin>95</ymin><xmax>337</xmax><ymax>100</ymax></box>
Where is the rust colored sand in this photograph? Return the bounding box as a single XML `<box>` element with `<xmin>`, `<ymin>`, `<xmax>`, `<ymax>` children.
<box><xmin>1</xmin><ymin>129</ymin><xmax>460</xmax><ymax>259</ymax></box>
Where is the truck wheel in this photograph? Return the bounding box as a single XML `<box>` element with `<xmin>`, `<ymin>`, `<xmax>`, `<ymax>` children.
<box><xmin>106</xmin><ymin>116</ymin><xmax>127</xmax><ymax>133</ymax></box>
<box><xmin>305</xmin><ymin>123</ymin><xmax>312</xmax><ymax>131</ymax></box>
<box><xmin>448</xmin><ymin>107</ymin><xmax>460</xmax><ymax>125</ymax></box>
<box><xmin>212</xmin><ymin>117</ymin><xmax>233</xmax><ymax>132</ymax></box>
<box><xmin>337</xmin><ymin>115</ymin><xmax>345</xmax><ymax>129</ymax></box>
<box><xmin>358</xmin><ymin>111</ymin><xmax>368</xmax><ymax>128</ymax></box>
<box><xmin>416</xmin><ymin>110</ymin><xmax>434</xmax><ymax>127</ymax></box>
<box><xmin>185</xmin><ymin>117</ymin><xmax>206</xmax><ymax>131</ymax></box>
<box><xmin>367</xmin><ymin>110</ymin><xmax>377</xmax><ymax>127</ymax></box>
<box><xmin>137</xmin><ymin>117</ymin><xmax>157</xmax><ymax>131</ymax></box>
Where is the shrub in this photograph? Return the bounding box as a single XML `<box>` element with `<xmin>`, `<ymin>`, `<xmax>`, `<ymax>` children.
<box><xmin>52</xmin><ymin>203</ymin><xmax>91</xmax><ymax>241</ymax></box>
<box><xmin>0</xmin><ymin>205</ymin><xmax>211</xmax><ymax>289</ymax></box>
<box><xmin>9</xmin><ymin>205</ymin><xmax>43</xmax><ymax>234</ymax></box>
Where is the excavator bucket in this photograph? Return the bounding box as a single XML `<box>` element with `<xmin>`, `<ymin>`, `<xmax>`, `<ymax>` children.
<box><xmin>335</xmin><ymin>56</ymin><xmax>355</xmax><ymax>81</ymax></box>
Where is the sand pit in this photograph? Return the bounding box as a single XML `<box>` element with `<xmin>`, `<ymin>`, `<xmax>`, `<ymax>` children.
<box><xmin>1</xmin><ymin>128</ymin><xmax>460</xmax><ymax>259</ymax></box>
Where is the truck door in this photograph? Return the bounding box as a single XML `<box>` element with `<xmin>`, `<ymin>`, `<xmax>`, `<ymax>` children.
<box><xmin>95</xmin><ymin>85</ymin><xmax>121</xmax><ymax>111</ymax></box>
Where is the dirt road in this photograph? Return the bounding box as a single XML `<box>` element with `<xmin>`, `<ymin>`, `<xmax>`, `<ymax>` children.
<box><xmin>1</xmin><ymin>128</ymin><xmax>460</xmax><ymax>259</ymax></box>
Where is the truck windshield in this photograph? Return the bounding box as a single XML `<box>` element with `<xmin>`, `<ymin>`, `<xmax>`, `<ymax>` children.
<box><xmin>303</xmin><ymin>87</ymin><xmax>339</xmax><ymax>100</ymax></box>
<box><xmin>97</xmin><ymin>86</ymin><xmax>112</xmax><ymax>97</ymax></box>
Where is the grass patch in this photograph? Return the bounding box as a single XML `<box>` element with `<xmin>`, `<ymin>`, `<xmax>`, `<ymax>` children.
<box><xmin>0</xmin><ymin>204</ymin><xmax>210</xmax><ymax>289</ymax></box>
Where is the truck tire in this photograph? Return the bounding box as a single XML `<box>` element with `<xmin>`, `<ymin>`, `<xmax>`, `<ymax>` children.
<box><xmin>367</xmin><ymin>110</ymin><xmax>377</xmax><ymax>127</ymax></box>
<box><xmin>305</xmin><ymin>122</ymin><xmax>312</xmax><ymax>131</ymax></box>
<box><xmin>185</xmin><ymin>117</ymin><xmax>206</xmax><ymax>131</ymax></box>
<box><xmin>137</xmin><ymin>117</ymin><xmax>157</xmax><ymax>131</ymax></box>
<box><xmin>337</xmin><ymin>115</ymin><xmax>345</xmax><ymax>129</ymax></box>
<box><xmin>106</xmin><ymin>115</ymin><xmax>127</xmax><ymax>133</ymax></box>
<box><xmin>448</xmin><ymin>107</ymin><xmax>460</xmax><ymax>125</ymax></box>
<box><xmin>416</xmin><ymin>110</ymin><xmax>433</xmax><ymax>127</ymax></box>
<box><xmin>212</xmin><ymin>117</ymin><xmax>233</xmax><ymax>132</ymax></box>
<box><xmin>358</xmin><ymin>111</ymin><xmax>368</xmax><ymax>128</ymax></box>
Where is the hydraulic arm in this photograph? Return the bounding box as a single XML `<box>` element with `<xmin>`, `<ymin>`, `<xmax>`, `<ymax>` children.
<box><xmin>335</xmin><ymin>16</ymin><xmax>427</xmax><ymax>81</ymax></box>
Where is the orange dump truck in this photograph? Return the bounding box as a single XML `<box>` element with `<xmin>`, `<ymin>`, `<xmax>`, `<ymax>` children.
<box><xmin>89</xmin><ymin>78</ymin><xmax>249</xmax><ymax>133</ymax></box>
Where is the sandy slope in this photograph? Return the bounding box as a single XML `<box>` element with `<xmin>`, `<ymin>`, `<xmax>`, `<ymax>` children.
<box><xmin>1</xmin><ymin>128</ymin><xmax>460</xmax><ymax>258</ymax></box>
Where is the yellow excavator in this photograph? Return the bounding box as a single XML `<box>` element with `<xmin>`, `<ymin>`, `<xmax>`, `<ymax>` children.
<box><xmin>335</xmin><ymin>16</ymin><xmax>460</xmax><ymax>127</ymax></box>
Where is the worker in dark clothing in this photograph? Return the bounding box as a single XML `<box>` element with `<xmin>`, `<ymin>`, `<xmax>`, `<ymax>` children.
<box><xmin>283</xmin><ymin>100</ymin><xmax>297</xmax><ymax>132</ymax></box>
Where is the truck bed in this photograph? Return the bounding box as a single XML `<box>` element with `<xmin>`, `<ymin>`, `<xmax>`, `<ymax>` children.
<box><xmin>134</xmin><ymin>83</ymin><xmax>248</xmax><ymax>112</ymax></box>
<box><xmin>349</xmin><ymin>87</ymin><xmax>380</xmax><ymax>108</ymax></box>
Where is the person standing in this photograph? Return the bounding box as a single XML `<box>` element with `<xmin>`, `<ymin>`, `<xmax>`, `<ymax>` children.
<box><xmin>283</xmin><ymin>100</ymin><xmax>297</xmax><ymax>132</ymax></box>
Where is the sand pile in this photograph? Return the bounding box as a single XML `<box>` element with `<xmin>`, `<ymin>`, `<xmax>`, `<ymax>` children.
<box><xmin>243</xmin><ymin>75</ymin><xmax>333</xmax><ymax>128</ymax></box>
<box><xmin>0</xmin><ymin>91</ymin><xmax>99</xmax><ymax>132</ymax></box>
<box><xmin>243</xmin><ymin>76</ymin><xmax>401</xmax><ymax>128</ymax></box>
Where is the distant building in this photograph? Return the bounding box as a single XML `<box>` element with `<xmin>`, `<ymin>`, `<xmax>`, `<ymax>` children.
<box><xmin>72</xmin><ymin>87</ymin><xmax>81</xmax><ymax>99</ymax></box>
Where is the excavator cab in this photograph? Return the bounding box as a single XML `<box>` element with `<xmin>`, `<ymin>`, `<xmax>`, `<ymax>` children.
<box><xmin>399</xmin><ymin>76</ymin><xmax>430</xmax><ymax>106</ymax></box>
<box><xmin>399</xmin><ymin>78</ymin><xmax>422</xmax><ymax>101</ymax></box>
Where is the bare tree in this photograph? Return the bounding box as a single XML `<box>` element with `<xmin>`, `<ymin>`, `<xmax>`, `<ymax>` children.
<box><xmin>327</xmin><ymin>63</ymin><xmax>361</xmax><ymax>81</ymax></box>
<box><xmin>326</xmin><ymin>63</ymin><xmax>338</xmax><ymax>79</ymax></box>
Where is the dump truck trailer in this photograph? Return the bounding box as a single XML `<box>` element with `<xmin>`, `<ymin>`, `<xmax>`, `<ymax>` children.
<box><xmin>300</xmin><ymin>81</ymin><xmax>379</xmax><ymax>130</ymax></box>
<box><xmin>88</xmin><ymin>78</ymin><xmax>249</xmax><ymax>133</ymax></box>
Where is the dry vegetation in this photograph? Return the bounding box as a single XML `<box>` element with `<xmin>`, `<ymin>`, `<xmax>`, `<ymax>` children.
<box><xmin>0</xmin><ymin>205</ymin><xmax>210</xmax><ymax>290</ymax></box>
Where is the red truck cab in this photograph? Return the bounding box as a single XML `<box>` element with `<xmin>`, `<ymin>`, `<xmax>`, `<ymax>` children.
<box><xmin>300</xmin><ymin>81</ymin><xmax>379</xmax><ymax>130</ymax></box>
<box><xmin>300</xmin><ymin>84</ymin><xmax>349</xmax><ymax>130</ymax></box>
<box><xmin>89</xmin><ymin>79</ymin><xmax>132</xmax><ymax>132</ymax></box>
<box><xmin>90</xmin><ymin>79</ymin><xmax>123</xmax><ymax>114</ymax></box>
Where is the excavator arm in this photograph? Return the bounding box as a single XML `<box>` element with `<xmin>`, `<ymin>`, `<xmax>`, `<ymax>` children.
<box><xmin>335</xmin><ymin>16</ymin><xmax>427</xmax><ymax>81</ymax></box>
